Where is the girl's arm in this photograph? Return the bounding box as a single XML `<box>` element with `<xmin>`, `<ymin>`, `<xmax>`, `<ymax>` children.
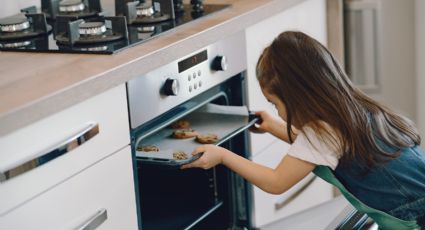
<box><xmin>181</xmin><ymin>145</ymin><xmax>315</xmax><ymax>194</ymax></box>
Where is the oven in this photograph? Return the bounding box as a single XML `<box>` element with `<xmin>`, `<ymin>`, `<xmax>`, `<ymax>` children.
<box><xmin>126</xmin><ymin>31</ymin><xmax>256</xmax><ymax>229</ymax></box>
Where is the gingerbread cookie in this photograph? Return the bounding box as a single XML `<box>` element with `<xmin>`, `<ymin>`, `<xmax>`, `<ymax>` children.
<box><xmin>172</xmin><ymin>129</ymin><xmax>199</xmax><ymax>139</ymax></box>
<box><xmin>173</xmin><ymin>151</ymin><xmax>188</xmax><ymax>160</ymax></box>
<box><xmin>137</xmin><ymin>145</ymin><xmax>160</xmax><ymax>152</ymax></box>
<box><xmin>169</xmin><ymin>120</ymin><xmax>190</xmax><ymax>129</ymax></box>
<box><xmin>195</xmin><ymin>134</ymin><xmax>219</xmax><ymax>144</ymax></box>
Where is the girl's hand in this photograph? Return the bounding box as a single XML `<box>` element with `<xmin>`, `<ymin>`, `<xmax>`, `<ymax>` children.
<box><xmin>250</xmin><ymin>111</ymin><xmax>297</xmax><ymax>143</ymax></box>
<box><xmin>181</xmin><ymin>145</ymin><xmax>228</xmax><ymax>170</ymax></box>
<box><xmin>250</xmin><ymin>111</ymin><xmax>286</xmax><ymax>134</ymax></box>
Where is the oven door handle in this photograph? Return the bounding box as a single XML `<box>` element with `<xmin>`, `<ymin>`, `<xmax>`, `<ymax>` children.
<box><xmin>274</xmin><ymin>175</ymin><xmax>317</xmax><ymax>211</ymax></box>
<box><xmin>248</xmin><ymin>111</ymin><xmax>263</xmax><ymax>124</ymax></box>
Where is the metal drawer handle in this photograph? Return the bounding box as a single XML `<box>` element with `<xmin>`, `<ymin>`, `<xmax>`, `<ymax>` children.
<box><xmin>76</xmin><ymin>208</ymin><xmax>108</xmax><ymax>230</ymax></box>
<box><xmin>274</xmin><ymin>175</ymin><xmax>317</xmax><ymax>211</ymax></box>
<box><xmin>0</xmin><ymin>123</ymin><xmax>99</xmax><ymax>183</ymax></box>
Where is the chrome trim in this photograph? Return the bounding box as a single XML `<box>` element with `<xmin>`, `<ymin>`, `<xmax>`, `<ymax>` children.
<box><xmin>183</xmin><ymin>202</ymin><xmax>223</xmax><ymax>229</ymax></box>
<box><xmin>137</xmin><ymin>26</ymin><xmax>155</xmax><ymax>33</ymax></box>
<box><xmin>0</xmin><ymin>21</ymin><xmax>30</xmax><ymax>32</ymax></box>
<box><xmin>136</xmin><ymin>5</ymin><xmax>155</xmax><ymax>17</ymax></box>
<box><xmin>59</xmin><ymin>3</ymin><xmax>85</xmax><ymax>12</ymax></box>
<box><xmin>79</xmin><ymin>25</ymin><xmax>107</xmax><ymax>36</ymax></box>
<box><xmin>0</xmin><ymin>123</ymin><xmax>99</xmax><ymax>183</ymax></box>
<box><xmin>80</xmin><ymin>46</ymin><xmax>108</xmax><ymax>51</ymax></box>
<box><xmin>274</xmin><ymin>176</ymin><xmax>317</xmax><ymax>211</ymax></box>
<box><xmin>220</xmin><ymin>56</ymin><xmax>228</xmax><ymax>71</ymax></box>
<box><xmin>0</xmin><ymin>41</ymin><xmax>31</xmax><ymax>48</ymax></box>
<box><xmin>76</xmin><ymin>208</ymin><xmax>108</xmax><ymax>230</ymax></box>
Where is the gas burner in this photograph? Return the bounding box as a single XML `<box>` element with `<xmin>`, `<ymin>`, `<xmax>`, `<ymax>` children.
<box><xmin>0</xmin><ymin>18</ymin><xmax>30</xmax><ymax>33</ymax></box>
<box><xmin>137</xmin><ymin>25</ymin><xmax>155</xmax><ymax>33</ymax></box>
<box><xmin>0</xmin><ymin>40</ymin><xmax>32</xmax><ymax>48</ymax></box>
<box><xmin>0</xmin><ymin>13</ymin><xmax>52</xmax><ymax>41</ymax></box>
<box><xmin>55</xmin><ymin>16</ymin><xmax>128</xmax><ymax>45</ymax></box>
<box><xmin>78</xmin><ymin>21</ymin><xmax>107</xmax><ymax>36</ymax></box>
<box><xmin>42</xmin><ymin>0</ymin><xmax>102</xmax><ymax>19</ymax></box>
<box><xmin>0</xmin><ymin>2</ymin><xmax>230</xmax><ymax>54</ymax></box>
<box><xmin>128</xmin><ymin>20</ymin><xmax>173</xmax><ymax>42</ymax></box>
<box><xmin>0</xmin><ymin>33</ymin><xmax>49</xmax><ymax>51</ymax></box>
<box><xmin>136</xmin><ymin>2</ymin><xmax>155</xmax><ymax>17</ymax></box>
<box><xmin>59</xmin><ymin>0</ymin><xmax>86</xmax><ymax>13</ymax></box>
<box><xmin>136</xmin><ymin>25</ymin><xmax>155</xmax><ymax>40</ymax></box>
<box><xmin>116</xmin><ymin>0</ymin><xmax>175</xmax><ymax>25</ymax></box>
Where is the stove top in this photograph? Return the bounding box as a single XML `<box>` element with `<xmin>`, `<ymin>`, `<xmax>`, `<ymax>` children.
<box><xmin>0</xmin><ymin>0</ymin><xmax>229</xmax><ymax>54</ymax></box>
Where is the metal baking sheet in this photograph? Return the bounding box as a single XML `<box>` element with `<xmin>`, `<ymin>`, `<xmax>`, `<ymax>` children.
<box><xmin>135</xmin><ymin>104</ymin><xmax>257</xmax><ymax>167</ymax></box>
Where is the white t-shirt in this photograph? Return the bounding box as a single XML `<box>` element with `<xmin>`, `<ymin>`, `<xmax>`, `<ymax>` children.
<box><xmin>287</xmin><ymin>126</ymin><xmax>341</xmax><ymax>170</ymax></box>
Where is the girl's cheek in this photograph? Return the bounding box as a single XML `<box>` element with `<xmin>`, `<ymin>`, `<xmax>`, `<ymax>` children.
<box><xmin>278</xmin><ymin>109</ymin><xmax>287</xmax><ymax>122</ymax></box>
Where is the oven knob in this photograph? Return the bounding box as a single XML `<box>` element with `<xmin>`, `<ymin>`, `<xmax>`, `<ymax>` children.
<box><xmin>211</xmin><ymin>55</ymin><xmax>228</xmax><ymax>71</ymax></box>
<box><xmin>162</xmin><ymin>78</ymin><xmax>179</xmax><ymax>96</ymax></box>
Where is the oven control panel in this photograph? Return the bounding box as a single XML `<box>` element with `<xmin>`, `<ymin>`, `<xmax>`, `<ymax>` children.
<box><xmin>162</xmin><ymin>52</ymin><xmax>228</xmax><ymax>96</ymax></box>
<box><xmin>127</xmin><ymin>31</ymin><xmax>246</xmax><ymax>129</ymax></box>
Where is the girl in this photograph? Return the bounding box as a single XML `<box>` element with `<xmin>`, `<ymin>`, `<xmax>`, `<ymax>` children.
<box><xmin>181</xmin><ymin>31</ymin><xmax>425</xmax><ymax>229</ymax></box>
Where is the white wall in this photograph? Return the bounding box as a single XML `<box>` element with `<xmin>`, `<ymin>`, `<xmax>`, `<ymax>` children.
<box><xmin>0</xmin><ymin>0</ymin><xmax>39</xmax><ymax>18</ymax></box>
<box><xmin>416</xmin><ymin>0</ymin><xmax>425</xmax><ymax>142</ymax></box>
<box><xmin>368</xmin><ymin>0</ymin><xmax>416</xmax><ymax>121</ymax></box>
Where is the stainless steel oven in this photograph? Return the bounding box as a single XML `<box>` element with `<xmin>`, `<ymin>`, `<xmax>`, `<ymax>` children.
<box><xmin>126</xmin><ymin>31</ymin><xmax>256</xmax><ymax>229</ymax></box>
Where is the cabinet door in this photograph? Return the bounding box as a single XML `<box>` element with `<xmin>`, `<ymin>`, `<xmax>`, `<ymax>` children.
<box><xmin>0</xmin><ymin>146</ymin><xmax>138</xmax><ymax>230</ymax></box>
<box><xmin>0</xmin><ymin>84</ymin><xmax>130</xmax><ymax>215</ymax></box>
<box><xmin>251</xmin><ymin>140</ymin><xmax>333</xmax><ymax>228</ymax></box>
<box><xmin>245</xmin><ymin>0</ymin><xmax>327</xmax><ymax>155</ymax></box>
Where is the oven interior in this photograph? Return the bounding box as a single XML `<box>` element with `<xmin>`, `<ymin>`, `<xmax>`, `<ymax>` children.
<box><xmin>130</xmin><ymin>74</ymin><xmax>253</xmax><ymax>229</ymax></box>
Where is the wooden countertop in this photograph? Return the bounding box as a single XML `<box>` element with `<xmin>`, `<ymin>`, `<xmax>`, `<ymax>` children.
<box><xmin>0</xmin><ymin>0</ymin><xmax>306</xmax><ymax>136</ymax></box>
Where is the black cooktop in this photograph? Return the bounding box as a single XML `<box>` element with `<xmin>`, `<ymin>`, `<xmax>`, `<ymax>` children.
<box><xmin>0</xmin><ymin>0</ymin><xmax>229</xmax><ymax>54</ymax></box>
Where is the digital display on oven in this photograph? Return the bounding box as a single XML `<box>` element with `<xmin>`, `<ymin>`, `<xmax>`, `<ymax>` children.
<box><xmin>178</xmin><ymin>50</ymin><xmax>208</xmax><ymax>73</ymax></box>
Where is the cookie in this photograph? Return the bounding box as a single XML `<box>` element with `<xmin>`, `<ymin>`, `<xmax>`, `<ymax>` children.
<box><xmin>172</xmin><ymin>129</ymin><xmax>199</xmax><ymax>139</ymax></box>
<box><xmin>196</xmin><ymin>134</ymin><xmax>219</xmax><ymax>144</ymax></box>
<box><xmin>169</xmin><ymin>120</ymin><xmax>190</xmax><ymax>129</ymax></box>
<box><xmin>173</xmin><ymin>151</ymin><xmax>188</xmax><ymax>160</ymax></box>
<box><xmin>137</xmin><ymin>145</ymin><xmax>160</xmax><ymax>152</ymax></box>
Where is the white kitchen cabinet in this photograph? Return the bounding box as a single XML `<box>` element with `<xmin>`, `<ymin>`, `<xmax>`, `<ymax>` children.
<box><xmin>252</xmin><ymin>140</ymin><xmax>334</xmax><ymax>228</ymax></box>
<box><xmin>0</xmin><ymin>84</ymin><xmax>130</xmax><ymax>216</ymax></box>
<box><xmin>0</xmin><ymin>146</ymin><xmax>138</xmax><ymax>230</ymax></box>
<box><xmin>245</xmin><ymin>0</ymin><xmax>328</xmax><ymax>155</ymax></box>
<box><xmin>245</xmin><ymin>0</ymin><xmax>333</xmax><ymax>227</ymax></box>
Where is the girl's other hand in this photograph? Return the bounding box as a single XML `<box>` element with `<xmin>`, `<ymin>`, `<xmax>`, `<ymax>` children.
<box><xmin>180</xmin><ymin>145</ymin><xmax>229</xmax><ymax>170</ymax></box>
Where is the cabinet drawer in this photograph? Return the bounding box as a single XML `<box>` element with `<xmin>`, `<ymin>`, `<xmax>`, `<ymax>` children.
<box><xmin>0</xmin><ymin>85</ymin><xmax>130</xmax><ymax>215</ymax></box>
<box><xmin>0</xmin><ymin>146</ymin><xmax>138</xmax><ymax>230</ymax></box>
<box><xmin>251</xmin><ymin>140</ymin><xmax>333</xmax><ymax>228</ymax></box>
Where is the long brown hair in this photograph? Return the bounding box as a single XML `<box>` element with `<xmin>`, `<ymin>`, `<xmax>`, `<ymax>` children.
<box><xmin>256</xmin><ymin>31</ymin><xmax>421</xmax><ymax>169</ymax></box>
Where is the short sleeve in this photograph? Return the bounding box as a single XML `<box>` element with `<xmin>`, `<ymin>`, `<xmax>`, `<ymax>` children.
<box><xmin>287</xmin><ymin>127</ymin><xmax>340</xmax><ymax>170</ymax></box>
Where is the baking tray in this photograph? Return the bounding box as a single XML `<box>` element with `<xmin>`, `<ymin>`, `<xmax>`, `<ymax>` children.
<box><xmin>135</xmin><ymin>104</ymin><xmax>259</xmax><ymax>168</ymax></box>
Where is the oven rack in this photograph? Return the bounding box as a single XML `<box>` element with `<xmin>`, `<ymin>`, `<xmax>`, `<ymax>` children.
<box><xmin>142</xmin><ymin>200</ymin><xmax>224</xmax><ymax>229</ymax></box>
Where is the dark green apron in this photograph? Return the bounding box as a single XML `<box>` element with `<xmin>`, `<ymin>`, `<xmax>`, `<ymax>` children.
<box><xmin>313</xmin><ymin>166</ymin><xmax>420</xmax><ymax>230</ymax></box>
